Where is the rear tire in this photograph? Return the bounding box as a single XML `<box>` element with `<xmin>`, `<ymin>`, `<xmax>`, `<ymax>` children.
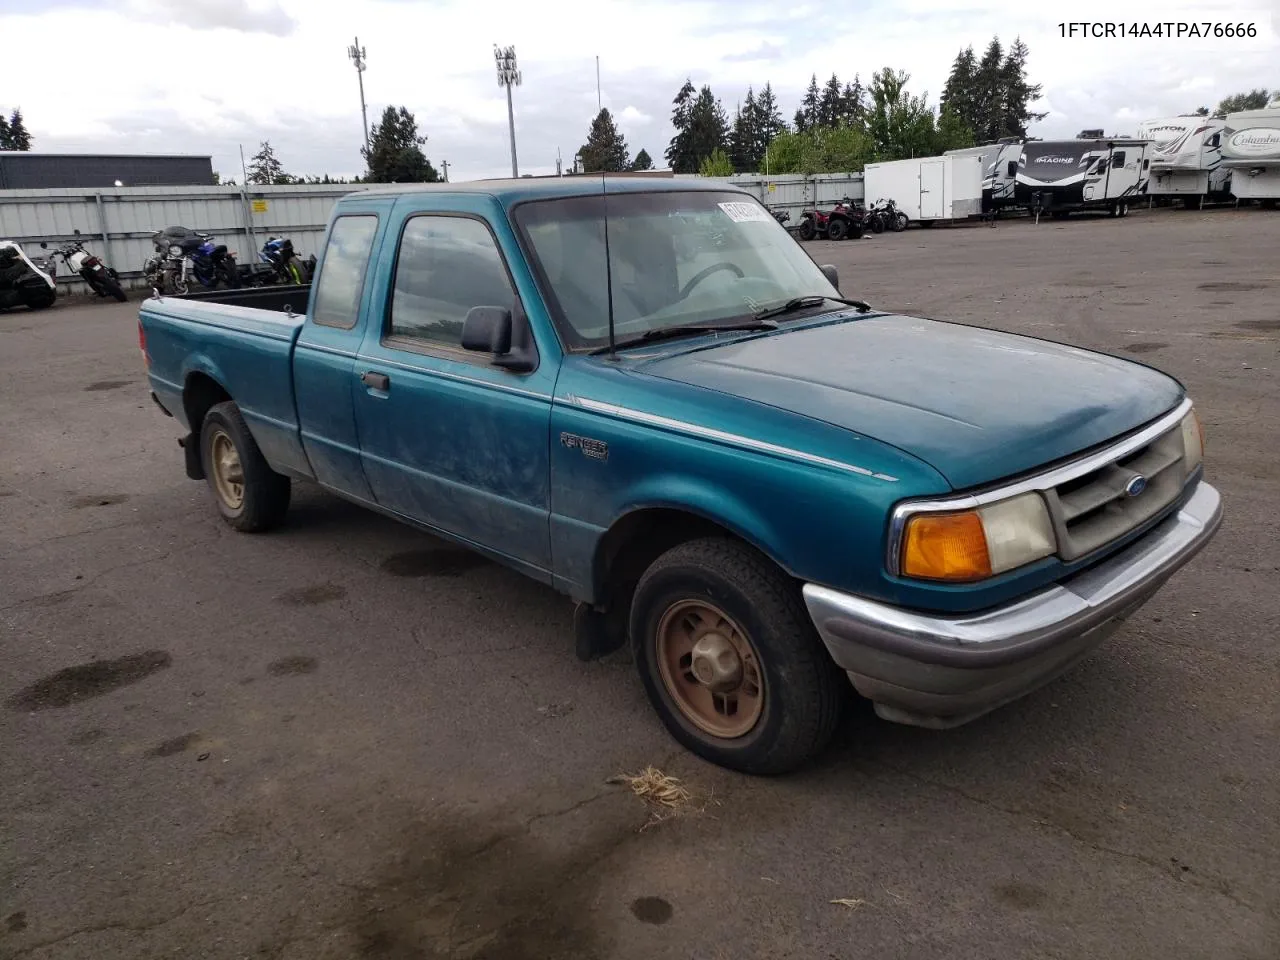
<box><xmin>100</xmin><ymin>273</ymin><xmax>127</xmax><ymax>302</ymax></box>
<box><xmin>869</xmin><ymin>214</ymin><xmax>885</xmax><ymax>234</ymax></box>
<box><xmin>285</xmin><ymin>259</ymin><xmax>306</xmax><ymax>285</ymax></box>
<box><xmin>629</xmin><ymin>537</ymin><xmax>847</xmax><ymax>775</ymax></box>
<box><xmin>827</xmin><ymin>217</ymin><xmax>849</xmax><ymax>241</ymax></box>
<box><xmin>798</xmin><ymin>218</ymin><xmax>816</xmax><ymax>241</ymax></box>
<box><xmin>199</xmin><ymin>401</ymin><xmax>291</xmax><ymax>532</ymax></box>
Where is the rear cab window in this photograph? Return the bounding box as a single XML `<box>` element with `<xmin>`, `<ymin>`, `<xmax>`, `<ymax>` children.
<box><xmin>312</xmin><ymin>214</ymin><xmax>379</xmax><ymax>329</ymax></box>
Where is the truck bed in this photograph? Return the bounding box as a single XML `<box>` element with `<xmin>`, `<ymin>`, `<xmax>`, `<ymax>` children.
<box><xmin>141</xmin><ymin>293</ymin><xmax>313</xmax><ymax>480</ymax></box>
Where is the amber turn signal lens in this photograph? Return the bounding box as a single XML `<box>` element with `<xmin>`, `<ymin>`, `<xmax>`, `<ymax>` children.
<box><xmin>901</xmin><ymin>511</ymin><xmax>993</xmax><ymax>582</ymax></box>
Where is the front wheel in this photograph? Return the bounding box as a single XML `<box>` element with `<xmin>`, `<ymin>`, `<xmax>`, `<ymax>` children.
<box><xmin>199</xmin><ymin>401</ymin><xmax>291</xmax><ymax>532</ymax></box>
<box><xmin>285</xmin><ymin>258</ymin><xmax>306</xmax><ymax>285</ymax></box>
<box><xmin>798</xmin><ymin>217</ymin><xmax>816</xmax><ymax>241</ymax></box>
<box><xmin>827</xmin><ymin>217</ymin><xmax>849</xmax><ymax>241</ymax></box>
<box><xmin>869</xmin><ymin>214</ymin><xmax>885</xmax><ymax>234</ymax></box>
<box><xmin>893</xmin><ymin>212</ymin><xmax>909</xmax><ymax>232</ymax></box>
<box><xmin>629</xmin><ymin>538</ymin><xmax>847</xmax><ymax>775</ymax></box>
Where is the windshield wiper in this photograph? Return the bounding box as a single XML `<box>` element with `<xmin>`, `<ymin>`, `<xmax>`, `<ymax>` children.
<box><xmin>753</xmin><ymin>294</ymin><xmax>872</xmax><ymax>322</ymax></box>
<box><xmin>589</xmin><ymin>319</ymin><xmax>778</xmax><ymax>355</ymax></box>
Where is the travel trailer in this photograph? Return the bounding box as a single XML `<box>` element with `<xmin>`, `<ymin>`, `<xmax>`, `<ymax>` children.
<box><xmin>1221</xmin><ymin>97</ymin><xmax>1280</xmax><ymax>204</ymax></box>
<box><xmin>1136</xmin><ymin>116</ymin><xmax>1231</xmax><ymax>206</ymax></box>
<box><xmin>1013</xmin><ymin>138</ymin><xmax>1152</xmax><ymax>217</ymax></box>
<box><xmin>945</xmin><ymin>138</ymin><xmax>1023</xmax><ymax>213</ymax></box>
<box><xmin>862</xmin><ymin>154</ymin><xmax>984</xmax><ymax>225</ymax></box>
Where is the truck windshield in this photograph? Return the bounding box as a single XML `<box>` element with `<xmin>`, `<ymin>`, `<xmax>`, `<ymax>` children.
<box><xmin>513</xmin><ymin>190</ymin><xmax>841</xmax><ymax>351</ymax></box>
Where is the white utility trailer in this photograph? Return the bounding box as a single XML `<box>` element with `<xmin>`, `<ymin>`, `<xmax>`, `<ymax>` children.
<box><xmin>862</xmin><ymin>155</ymin><xmax>984</xmax><ymax>226</ymax></box>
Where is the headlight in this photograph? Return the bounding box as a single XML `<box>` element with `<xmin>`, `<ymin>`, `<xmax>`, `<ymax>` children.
<box><xmin>1180</xmin><ymin>407</ymin><xmax>1203</xmax><ymax>474</ymax></box>
<box><xmin>898</xmin><ymin>492</ymin><xmax>1056</xmax><ymax>582</ymax></box>
<box><xmin>169</xmin><ymin>244</ymin><xmax>183</xmax><ymax>256</ymax></box>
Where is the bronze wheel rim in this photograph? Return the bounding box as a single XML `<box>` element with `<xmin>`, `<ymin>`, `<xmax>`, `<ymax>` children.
<box><xmin>655</xmin><ymin>599</ymin><xmax>765</xmax><ymax>739</ymax></box>
<box><xmin>209</xmin><ymin>429</ymin><xmax>244</xmax><ymax>510</ymax></box>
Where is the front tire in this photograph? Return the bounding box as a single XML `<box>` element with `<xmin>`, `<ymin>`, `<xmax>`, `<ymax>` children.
<box><xmin>827</xmin><ymin>217</ymin><xmax>849</xmax><ymax>241</ymax></box>
<box><xmin>893</xmin><ymin>212</ymin><xmax>909</xmax><ymax>231</ymax></box>
<box><xmin>798</xmin><ymin>218</ymin><xmax>816</xmax><ymax>241</ymax></box>
<box><xmin>199</xmin><ymin>401</ymin><xmax>291</xmax><ymax>532</ymax></box>
<box><xmin>629</xmin><ymin>538</ymin><xmax>846</xmax><ymax>775</ymax></box>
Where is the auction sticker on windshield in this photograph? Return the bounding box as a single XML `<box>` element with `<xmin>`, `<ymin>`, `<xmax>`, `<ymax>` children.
<box><xmin>718</xmin><ymin>201</ymin><xmax>773</xmax><ymax>223</ymax></box>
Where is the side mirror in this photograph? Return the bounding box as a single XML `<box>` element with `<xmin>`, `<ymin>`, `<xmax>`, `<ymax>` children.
<box><xmin>462</xmin><ymin>305</ymin><xmax>513</xmax><ymax>355</ymax></box>
<box><xmin>820</xmin><ymin>264</ymin><xmax>840</xmax><ymax>290</ymax></box>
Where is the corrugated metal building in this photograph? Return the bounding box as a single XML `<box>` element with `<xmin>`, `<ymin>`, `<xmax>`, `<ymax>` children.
<box><xmin>0</xmin><ymin>152</ymin><xmax>214</xmax><ymax>189</ymax></box>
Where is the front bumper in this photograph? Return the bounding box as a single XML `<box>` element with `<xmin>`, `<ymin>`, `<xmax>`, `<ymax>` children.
<box><xmin>803</xmin><ymin>480</ymin><xmax>1223</xmax><ymax>729</ymax></box>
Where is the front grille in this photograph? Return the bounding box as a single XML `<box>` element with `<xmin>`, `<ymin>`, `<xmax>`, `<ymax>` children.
<box><xmin>1043</xmin><ymin>423</ymin><xmax>1187</xmax><ymax>562</ymax></box>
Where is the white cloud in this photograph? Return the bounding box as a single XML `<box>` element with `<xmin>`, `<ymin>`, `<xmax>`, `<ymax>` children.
<box><xmin>1</xmin><ymin>0</ymin><xmax>1277</xmax><ymax>181</ymax></box>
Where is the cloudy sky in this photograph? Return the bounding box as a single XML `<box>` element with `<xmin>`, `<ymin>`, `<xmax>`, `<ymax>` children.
<box><xmin>1</xmin><ymin>0</ymin><xmax>1277</xmax><ymax>181</ymax></box>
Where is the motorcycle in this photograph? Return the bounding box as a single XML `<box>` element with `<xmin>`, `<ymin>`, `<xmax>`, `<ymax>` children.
<box><xmin>38</xmin><ymin>230</ymin><xmax>127</xmax><ymax>302</ymax></box>
<box><xmin>258</xmin><ymin>236</ymin><xmax>308</xmax><ymax>286</ymax></box>
<box><xmin>0</xmin><ymin>240</ymin><xmax>58</xmax><ymax>311</ymax></box>
<box><xmin>144</xmin><ymin>226</ymin><xmax>240</xmax><ymax>295</ymax></box>
<box><xmin>868</xmin><ymin>198</ymin><xmax>909</xmax><ymax>233</ymax></box>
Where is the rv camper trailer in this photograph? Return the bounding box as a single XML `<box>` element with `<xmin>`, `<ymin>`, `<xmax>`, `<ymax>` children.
<box><xmin>1135</xmin><ymin>116</ymin><xmax>1231</xmax><ymax>206</ymax></box>
<box><xmin>862</xmin><ymin>154</ymin><xmax>984</xmax><ymax>225</ymax></box>
<box><xmin>1221</xmin><ymin>97</ymin><xmax>1280</xmax><ymax>204</ymax></box>
<box><xmin>945</xmin><ymin>138</ymin><xmax>1023</xmax><ymax>213</ymax></box>
<box><xmin>1014</xmin><ymin>138</ymin><xmax>1152</xmax><ymax>217</ymax></box>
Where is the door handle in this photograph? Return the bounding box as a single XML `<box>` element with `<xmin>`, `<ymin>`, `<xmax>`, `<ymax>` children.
<box><xmin>361</xmin><ymin>371</ymin><xmax>390</xmax><ymax>391</ymax></box>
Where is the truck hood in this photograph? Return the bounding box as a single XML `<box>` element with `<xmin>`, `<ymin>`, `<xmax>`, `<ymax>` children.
<box><xmin>637</xmin><ymin>314</ymin><xmax>1184</xmax><ymax>490</ymax></box>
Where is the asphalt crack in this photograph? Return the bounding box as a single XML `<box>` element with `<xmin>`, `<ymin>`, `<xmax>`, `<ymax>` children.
<box><xmin>3</xmin><ymin>897</ymin><xmax>223</xmax><ymax>959</ymax></box>
<box><xmin>870</xmin><ymin>759</ymin><xmax>1259</xmax><ymax>915</ymax></box>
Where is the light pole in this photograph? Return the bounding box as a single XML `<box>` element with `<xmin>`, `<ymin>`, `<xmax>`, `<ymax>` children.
<box><xmin>494</xmin><ymin>44</ymin><xmax>521</xmax><ymax>178</ymax></box>
<box><xmin>348</xmin><ymin>38</ymin><xmax>370</xmax><ymax>156</ymax></box>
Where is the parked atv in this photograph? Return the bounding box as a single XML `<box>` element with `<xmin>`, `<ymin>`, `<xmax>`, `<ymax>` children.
<box><xmin>797</xmin><ymin>199</ymin><xmax>863</xmax><ymax>241</ymax></box>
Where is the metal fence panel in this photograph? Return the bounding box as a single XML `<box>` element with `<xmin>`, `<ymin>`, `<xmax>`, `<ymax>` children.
<box><xmin>0</xmin><ymin>184</ymin><xmax>372</xmax><ymax>293</ymax></box>
<box><xmin>690</xmin><ymin>173</ymin><xmax>865</xmax><ymax>216</ymax></box>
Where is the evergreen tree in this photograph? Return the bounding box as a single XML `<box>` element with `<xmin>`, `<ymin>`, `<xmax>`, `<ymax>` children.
<box><xmin>1191</xmin><ymin>106</ymin><xmax>1210</xmax><ymax>116</ymax></box>
<box><xmin>974</xmin><ymin>37</ymin><xmax>1005</xmax><ymax>143</ymax></box>
<box><xmin>0</xmin><ymin>108</ymin><xmax>33</xmax><ymax>151</ymax></box>
<box><xmin>798</xmin><ymin>74</ymin><xmax>821</xmax><ymax>131</ymax></box>
<box><xmin>1215</xmin><ymin>89</ymin><xmax>1270</xmax><ymax>115</ymax></box>
<box><xmin>756</xmin><ymin>83</ymin><xmax>787</xmax><ymax>148</ymax></box>
<box><xmin>818</xmin><ymin>74</ymin><xmax>843</xmax><ymax>128</ymax></box>
<box><xmin>362</xmin><ymin>106</ymin><xmax>440</xmax><ymax>183</ymax></box>
<box><xmin>839</xmin><ymin>78</ymin><xmax>866</xmax><ymax>128</ymax></box>
<box><xmin>578</xmin><ymin>108</ymin><xmax>630</xmax><ymax>172</ymax></box>
<box><xmin>793</xmin><ymin>108</ymin><xmax>807</xmax><ymax>132</ymax></box>
<box><xmin>686</xmin><ymin>85</ymin><xmax>729</xmax><ymax>169</ymax></box>
<box><xmin>248</xmin><ymin>141</ymin><xmax>294</xmax><ymax>184</ymax></box>
<box><xmin>998</xmin><ymin>37</ymin><xmax>1046</xmax><ymax>138</ymax></box>
<box><xmin>940</xmin><ymin>47</ymin><xmax>978</xmax><ymax>135</ymax></box>
<box><xmin>631</xmin><ymin>148</ymin><xmax>653</xmax><ymax>171</ymax></box>
<box><xmin>729</xmin><ymin>88</ymin><xmax>762</xmax><ymax>171</ymax></box>
<box><xmin>665</xmin><ymin>78</ymin><xmax>699</xmax><ymax>172</ymax></box>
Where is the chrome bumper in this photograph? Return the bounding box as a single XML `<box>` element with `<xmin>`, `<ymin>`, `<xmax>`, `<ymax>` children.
<box><xmin>802</xmin><ymin>480</ymin><xmax>1223</xmax><ymax>729</ymax></box>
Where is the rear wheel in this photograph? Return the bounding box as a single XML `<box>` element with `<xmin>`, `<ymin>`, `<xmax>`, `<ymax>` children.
<box><xmin>798</xmin><ymin>217</ymin><xmax>816</xmax><ymax>241</ymax></box>
<box><xmin>100</xmin><ymin>272</ymin><xmax>127</xmax><ymax>302</ymax></box>
<box><xmin>629</xmin><ymin>538</ymin><xmax>847</xmax><ymax>775</ymax></box>
<box><xmin>827</xmin><ymin>217</ymin><xmax>849</xmax><ymax>241</ymax></box>
<box><xmin>285</xmin><ymin>258</ymin><xmax>306</xmax><ymax>285</ymax></box>
<box><xmin>869</xmin><ymin>214</ymin><xmax>885</xmax><ymax>233</ymax></box>
<box><xmin>199</xmin><ymin>401</ymin><xmax>291</xmax><ymax>532</ymax></box>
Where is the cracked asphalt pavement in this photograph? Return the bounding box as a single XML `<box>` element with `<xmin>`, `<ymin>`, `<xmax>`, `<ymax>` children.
<box><xmin>2</xmin><ymin>207</ymin><xmax>1278</xmax><ymax>959</ymax></box>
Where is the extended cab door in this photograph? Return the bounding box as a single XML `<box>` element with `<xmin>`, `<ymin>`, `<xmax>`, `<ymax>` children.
<box><xmin>294</xmin><ymin>198</ymin><xmax>396</xmax><ymax>500</ymax></box>
<box><xmin>350</xmin><ymin>195</ymin><xmax>559</xmax><ymax>579</ymax></box>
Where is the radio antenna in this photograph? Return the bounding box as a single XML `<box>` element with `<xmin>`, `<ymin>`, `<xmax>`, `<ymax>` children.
<box><xmin>602</xmin><ymin>166</ymin><xmax>617</xmax><ymax>360</ymax></box>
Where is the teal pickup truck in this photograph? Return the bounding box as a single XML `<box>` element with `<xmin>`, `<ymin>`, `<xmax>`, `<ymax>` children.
<box><xmin>139</xmin><ymin>178</ymin><xmax>1222</xmax><ymax>774</ymax></box>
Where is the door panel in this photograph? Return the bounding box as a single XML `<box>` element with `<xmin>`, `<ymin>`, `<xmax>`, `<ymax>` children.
<box><xmin>294</xmin><ymin>204</ymin><xmax>394</xmax><ymax>498</ymax></box>
<box><xmin>920</xmin><ymin>162</ymin><xmax>946</xmax><ymax>218</ymax></box>
<box><xmin>352</xmin><ymin>206</ymin><xmax>556</xmax><ymax>576</ymax></box>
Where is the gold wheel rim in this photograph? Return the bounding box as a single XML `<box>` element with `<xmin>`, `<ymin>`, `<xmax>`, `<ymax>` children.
<box><xmin>655</xmin><ymin>599</ymin><xmax>764</xmax><ymax>739</ymax></box>
<box><xmin>209</xmin><ymin>429</ymin><xmax>244</xmax><ymax>510</ymax></box>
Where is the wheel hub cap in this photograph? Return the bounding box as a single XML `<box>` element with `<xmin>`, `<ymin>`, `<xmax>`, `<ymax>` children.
<box><xmin>689</xmin><ymin>633</ymin><xmax>742</xmax><ymax>692</ymax></box>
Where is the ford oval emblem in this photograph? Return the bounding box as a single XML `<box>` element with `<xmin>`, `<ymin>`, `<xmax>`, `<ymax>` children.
<box><xmin>1124</xmin><ymin>475</ymin><xmax>1148</xmax><ymax>498</ymax></box>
